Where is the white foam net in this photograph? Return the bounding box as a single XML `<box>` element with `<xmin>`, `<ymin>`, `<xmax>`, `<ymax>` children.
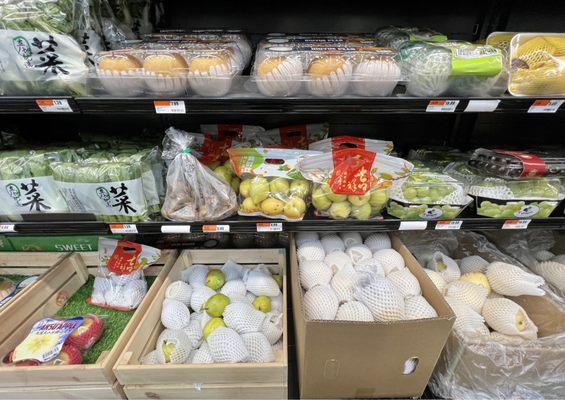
<box><xmin>140</xmin><ymin>350</ymin><xmax>159</xmax><ymax>365</ymax></box>
<box><xmin>330</xmin><ymin>269</ymin><xmax>357</xmax><ymax>304</ymax></box>
<box><xmin>446</xmin><ymin>280</ymin><xmax>488</xmax><ymax>313</ymax></box>
<box><xmin>340</xmin><ymin>232</ymin><xmax>363</xmax><ymax>248</ymax></box>
<box><xmin>346</xmin><ymin>244</ymin><xmax>373</xmax><ymax>265</ymax></box>
<box><xmin>535</xmin><ymin>261</ymin><xmax>565</xmax><ymax>290</ymax></box>
<box><xmin>364</xmin><ymin>233</ymin><xmax>392</xmax><ymax>252</ymax></box>
<box><xmin>165</xmin><ymin>281</ymin><xmax>193</xmax><ymax>306</ymax></box>
<box><xmin>324</xmin><ymin>251</ymin><xmax>353</xmax><ymax>275</ymax></box>
<box><xmin>405</xmin><ymin>295</ymin><xmax>438</xmax><ymax>320</ymax></box>
<box><xmin>241</xmin><ymin>332</ymin><xmax>276</xmax><ymax>363</ymax></box>
<box><xmin>224</xmin><ymin>302</ymin><xmax>267</xmax><ymax>334</ymax></box>
<box><xmin>373</xmin><ymin>249</ymin><xmax>406</xmax><ymax>275</ymax></box>
<box><xmin>221</xmin><ymin>260</ymin><xmax>245</xmax><ymax>281</ymax></box>
<box><xmin>162</xmin><ymin>298</ymin><xmax>192</xmax><ymax>330</ymax></box>
<box><xmin>303</xmin><ymin>285</ymin><xmax>339</xmax><ymax>320</ymax></box>
<box><xmin>186</xmin><ymin>264</ymin><xmax>209</xmax><ymax>287</ymax></box>
<box><xmin>297</xmin><ymin>240</ymin><xmax>326</xmax><ymax>263</ymax></box>
<box><xmin>321</xmin><ymin>234</ymin><xmax>345</xmax><ymax>254</ymax></box>
<box><xmin>191</xmin><ymin>342</ymin><xmax>214</xmax><ymax>364</ymax></box>
<box><xmin>445</xmin><ymin>296</ymin><xmax>487</xmax><ymax>337</ymax></box>
<box><xmin>336</xmin><ymin>301</ymin><xmax>374</xmax><ymax>321</ymax></box>
<box><xmin>427</xmin><ymin>252</ymin><xmax>461</xmax><ymax>283</ymax></box>
<box><xmin>156</xmin><ymin>329</ymin><xmax>193</xmax><ymax>364</ymax></box>
<box><xmin>183</xmin><ymin>317</ymin><xmax>204</xmax><ymax>349</ymax></box>
<box><xmin>459</xmin><ymin>255</ymin><xmax>489</xmax><ymax>274</ymax></box>
<box><xmin>299</xmin><ymin>260</ymin><xmax>332</xmax><ymax>290</ymax></box>
<box><xmin>354</xmin><ymin>273</ymin><xmax>405</xmax><ymax>321</ymax></box>
<box><xmin>295</xmin><ymin>232</ymin><xmax>320</xmax><ymax>247</ymax></box>
<box><xmin>424</xmin><ymin>269</ymin><xmax>447</xmax><ymax>294</ymax></box>
<box><xmin>388</xmin><ymin>268</ymin><xmax>421</xmax><ymax>298</ymax></box>
<box><xmin>482</xmin><ymin>298</ymin><xmax>538</xmax><ymax>340</ymax></box>
<box><xmin>244</xmin><ymin>266</ymin><xmax>281</xmax><ymax>297</ymax></box>
<box><xmin>220</xmin><ymin>279</ymin><xmax>247</xmax><ymax>298</ymax></box>
<box><xmin>207</xmin><ymin>327</ymin><xmax>250</xmax><ymax>363</ymax></box>
<box><xmin>190</xmin><ymin>286</ymin><xmax>216</xmax><ymax>312</ymax></box>
<box><xmin>486</xmin><ymin>262</ymin><xmax>545</xmax><ymax>297</ymax></box>
<box><xmin>261</xmin><ymin>311</ymin><xmax>284</xmax><ymax>344</ymax></box>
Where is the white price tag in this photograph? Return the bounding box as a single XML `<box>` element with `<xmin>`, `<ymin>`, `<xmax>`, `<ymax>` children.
<box><xmin>502</xmin><ymin>219</ymin><xmax>531</xmax><ymax>230</ymax></box>
<box><xmin>154</xmin><ymin>100</ymin><xmax>186</xmax><ymax>114</ymax></box>
<box><xmin>435</xmin><ymin>220</ymin><xmax>462</xmax><ymax>230</ymax></box>
<box><xmin>426</xmin><ymin>100</ymin><xmax>460</xmax><ymax>112</ymax></box>
<box><xmin>202</xmin><ymin>224</ymin><xmax>230</xmax><ymax>233</ymax></box>
<box><xmin>399</xmin><ymin>221</ymin><xmax>428</xmax><ymax>230</ymax></box>
<box><xmin>109</xmin><ymin>223</ymin><xmax>138</xmax><ymax>234</ymax></box>
<box><xmin>528</xmin><ymin>99</ymin><xmax>564</xmax><ymax>113</ymax></box>
<box><xmin>464</xmin><ymin>100</ymin><xmax>500</xmax><ymax>112</ymax></box>
<box><xmin>161</xmin><ymin>225</ymin><xmax>191</xmax><ymax>233</ymax></box>
<box><xmin>0</xmin><ymin>224</ymin><xmax>16</xmax><ymax>232</ymax></box>
<box><xmin>256</xmin><ymin>223</ymin><xmax>283</xmax><ymax>232</ymax></box>
<box><xmin>36</xmin><ymin>99</ymin><xmax>73</xmax><ymax>113</ymax></box>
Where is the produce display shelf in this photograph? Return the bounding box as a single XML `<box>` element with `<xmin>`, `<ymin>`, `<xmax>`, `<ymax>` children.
<box><xmin>0</xmin><ymin>96</ymin><xmax>564</xmax><ymax>114</ymax></box>
<box><xmin>3</xmin><ymin>216</ymin><xmax>565</xmax><ymax>235</ymax></box>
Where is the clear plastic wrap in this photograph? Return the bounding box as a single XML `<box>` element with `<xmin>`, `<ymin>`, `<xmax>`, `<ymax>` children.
<box><xmin>400</xmin><ymin>40</ymin><xmax>505</xmax><ymax>97</ymax></box>
<box><xmin>228</xmin><ymin>147</ymin><xmax>319</xmax><ymax>221</ymax></box>
<box><xmin>485</xmin><ymin>32</ymin><xmax>516</xmax><ymax>97</ymax></box>
<box><xmin>297</xmin><ymin>148</ymin><xmax>413</xmax><ymax>220</ymax></box>
<box><xmin>375</xmin><ymin>26</ymin><xmax>447</xmax><ymax>50</ymax></box>
<box><xmin>508</xmin><ymin>33</ymin><xmax>565</xmax><ymax>96</ymax></box>
<box><xmin>309</xmin><ymin>135</ymin><xmax>393</xmax><ymax>155</ymax></box>
<box><xmin>387</xmin><ymin>172</ymin><xmax>472</xmax><ymax>220</ymax></box>
<box><xmin>161</xmin><ymin>128</ymin><xmax>237</xmax><ymax>222</ymax></box>
<box><xmin>251</xmin><ymin>34</ymin><xmax>402</xmax><ymax>97</ymax></box>
<box><xmin>0</xmin><ymin>0</ymin><xmax>89</xmax><ymax>95</ymax></box>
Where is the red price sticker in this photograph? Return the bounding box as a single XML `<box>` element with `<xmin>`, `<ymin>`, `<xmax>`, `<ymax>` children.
<box><xmin>426</xmin><ymin>100</ymin><xmax>460</xmax><ymax>112</ymax></box>
<box><xmin>528</xmin><ymin>99</ymin><xmax>564</xmax><ymax>113</ymax></box>
<box><xmin>435</xmin><ymin>220</ymin><xmax>462</xmax><ymax>230</ymax></box>
<box><xmin>154</xmin><ymin>100</ymin><xmax>186</xmax><ymax>114</ymax></box>
<box><xmin>36</xmin><ymin>99</ymin><xmax>73</xmax><ymax>113</ymax></box>
<box><xmin>502</xmin><ymin>219</ymin><xmax>531</xmax><ymax>230</ymax></box>
<box><xmin>257</xmin><ymin>223</ymin><xmax>283</xmax><ymax>232</ymax></box>
<box><xmin>109</xmin><ymin>224</ymin><xmax>138</xmax><ymax>234</ymax></box>
<box><xmin>202</xmin><ymin>224</ymin><xmax>230</xmax><ymax>233</ymax></box>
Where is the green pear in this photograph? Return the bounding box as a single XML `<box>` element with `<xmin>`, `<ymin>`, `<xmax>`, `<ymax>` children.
<box><xmin>239</xmin><ymin>178</ymin><xmax>252</xmax><ymax>198</ymax></box>
<box><xmin>205</xmin><ymin>269</ymin><xmax>225</xmax><ymax>290</ymax></box>
<box><xmin>203</xmin><ymin>317</ymin><xmax>226</xmax><ymax>340</ymax></box>
<box><xmin>289</xmin><ymin>179</ymin><xmax>310</xmax><ymax>198</ymax></box>
<box><xmin>269</xmin><ymin>178</ymin><xmax>290</xmax><ymax>195</ymax></box>
<box><xmin>230</xmin><ymin>176</ymin><xmax>241</xmax><ymax>194</ymax></box>
<box><xmin>213</xmin><ymin>166</ymin><xmax>232</xmax><ymax>183</ymax></box>
<box><xmin>250</xmin><ymin>177</ymin><xmax>270</xmax><ymax>204</ymax></box>
<box><xmin>272</xmin><ymin>274</ymin><xmax>283</xmax><ymax>289</ymax></box>
<box><xmin>322</xmin><ymin>183</ymin><xmax>347</xmax><ymax>202</ymax></box>
<box><xmin>204</xmin><ymin>293</ymin><xmax>230</xmax><ymax>317</ymax></box>
<box><xmin>312</xmin><ymin>187</ymin><xmax>332</xmax><ymax>211</ymax></box>
<box><xmin>252</xmin><ymin>295</ymin><xmax>272</xmax><ymax>313</ymax></box>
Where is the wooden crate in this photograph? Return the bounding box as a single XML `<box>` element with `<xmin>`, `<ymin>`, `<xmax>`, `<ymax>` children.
<box><xmin>114</xmin><ymin>249</ymin><xmax>288</xmax><ymax>400</ymax></box>
<box><xmin>0</xmin><ymin>250</ymin><xmax>178</xmax><ymax>399</ymax></box>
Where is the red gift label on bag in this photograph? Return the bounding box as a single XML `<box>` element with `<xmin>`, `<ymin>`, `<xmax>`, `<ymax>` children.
<box><xmin>494</xmin><ymin>150</ymin><xmax>548</xmax><ymax>178</ymax></box>
<box><xmin>107</xmin><ymin>241</ymin><xmax>143</xmax><ymax>275</ymax></box>
<box><xmin>199</xmin><ymin>134</ymin><xmax>233</xmax><ymax>164</ymax></box>
<box><xmin>329</xmin><ymin>136</ymin><xmax>366</xmax><ymax>151</ymax></box>
<box><xmin>215</xmin><ymin>124</ymin><xmax>245</xmax><ymax>141</ymax></box>
<box><xmin>279</xmin><ymin>125</ymin><xmax>309</xmax><ymax>149</ymax></box>
<box><xmin>327</xmin><ymin>148</ymin><xmax>376</xmax><ymax>195</ymax></box>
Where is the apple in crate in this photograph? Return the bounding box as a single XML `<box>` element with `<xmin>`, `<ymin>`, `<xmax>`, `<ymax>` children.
<box><xmin>66</xmin><ymin>315</ymin><xmax>104</xmax><ymax>350</ymax></box>
<box><xmin>51</xmin><ymin>344</ymin><xmax>83</xmax><ymax>365</ymax></box>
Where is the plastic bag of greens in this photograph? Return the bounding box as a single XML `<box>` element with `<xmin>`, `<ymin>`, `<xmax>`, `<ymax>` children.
<box><xmin>76</xmin><ymin>0</ymin><xmax>106</xmax><ymax>68</ymax></box>
<box><xmin>161</xmin><ymin>128</ymin><xmax>237</xmax><ymax>222</ymax></box>
<box><xmin>0</xmin><ymin>152</ymin><xmax>69</xmax><ymax>221</ymax></box>
<box><xmin>0</xmin><ymin>0</ymin><xmax>89</xmax><ymax>95</ymax></box>
<box><xmin>109</xmin><ymin>0</ymin><xmax>151</xmax><ymax>39</ymax></box>
<box><xmin>51</xmin><ymin>161</ymin><xmax>149</xmax><ymax>222</ymax></box>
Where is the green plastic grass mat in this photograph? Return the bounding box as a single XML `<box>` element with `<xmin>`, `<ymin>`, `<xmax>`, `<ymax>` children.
<box><xmin>56</xmin><ymin>275</ymin><xmax>156</xmax><ymax>364</ymax></box>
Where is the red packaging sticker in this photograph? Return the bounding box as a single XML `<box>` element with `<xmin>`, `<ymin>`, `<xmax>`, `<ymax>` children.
<box><xmin>493</xmin><ymin>150</ymin><xmax>548</xmax><ymax>178</ymax></box>
<box><xmin>199</xmin><ymin>134</ymin><xmax>232</xmax><ymax>164</ymax></box>
<box><xmin>330</xmin><ymin>136</ymin><xmax>366</xmax><ymax>151</ymax></box>
<box><xmin>279</xmin><ymin>125</ymin><xmax>309</xmax><ymax>149</ymax></box>
<box><xmin>328</xmin><ymin>149</ymin><xmax>376</xmax><ymax>195</ymax></box>
<box><xmin>107</xmin><ymin>240</ymin><xmax>143</xmax><ymax>275</ymax></box>
<box><xmin>215</xmin><ymin>124</ymin><xmax>245</xmax><ymax>141</ymax></box>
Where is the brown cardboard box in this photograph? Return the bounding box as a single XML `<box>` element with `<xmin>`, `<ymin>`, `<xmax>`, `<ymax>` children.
<box><xmin>431</xmin><ymin>294</ymin><xmax>565</xmax><ymax>399</ymax></box>
<box><xmin>291</xmin><ymin>234</ymin><xmax>455</xmax><ymax>399</ymax></box>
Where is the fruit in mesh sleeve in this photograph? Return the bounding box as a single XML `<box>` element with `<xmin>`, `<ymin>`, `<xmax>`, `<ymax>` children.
<box><xmin>533</xmin><ymin>261</ymin><xmax>565</xmax><ymax>290</ymax></box>
<box><xmin>489</xmin><ymin>331</ymin><xmax>526</xmax><ymax>344</ymax></box>
<box><xmin>183</xmin><ymin>318</ymin><xmax>204</xmax><ymax>348</ymax></box>
<box><xmin>445</xmin><ymin>296</ymin><xmax>487</xmax><ymax>337</ymax></box>
<box><xmin>388</xmin><ymin>268</ymin><xmax>421</xmax><ymax>298</ymax></box>
<box><xmin>423</xmin><ymin>269</ymin><xmax>447</xmax><ymax>294</ymax></box>
<box><xmin>165</xmin><ymin>281</ymin><xmax>193</xmax><ymax>306</ymax></box>
<box><xmin>482</xmin><ymin>298</ymin><xmax>538</xmax><ymax>340</ymax></box>
<box><xmin>446</xmin><ymin>281</ymin><xmax>488</xmax><ymax>313</ymax></box>
<box><xmin>91</xmin><ymin>277</ymin><xmax>110</xmax><ymax>305</ymax></box>
<box><xmin>486</xmin><ymin>262</ymin><xmax>545</xmax><ymax>296</ymax></box>
<box><xmin>243</xmin><ymin>266</ymin><xmax>281</xmax><ymax>297</ymax></box>
<box><xmin>460</xmin><ymin>272</ymin><xmax>491</xmax><ymax>294</ymax></box>
<box><xmin>190</xmin><ymin>286</ymin><xmax>216</xmax><ymax>312</ymax></box>
<box><xmin>162</xmin><ymin>299</ymin><xmax>192</xmax><ymax>329</ymax></box>
<box><xmin>340</xmin><ymin>232</ymin><xmax>363</xmax><ymax>248</ymax></box>
<box><xmin>364</xmin><ymin>233</ymin><xmax>391</xmax><ymax>252</ymax></box>
<box><xmin>156</xmin><ymin>329</ymin><xmax>193</xmax><ymax>364</ymax></box>
<box><xmin>252</xmin><ymin>296</ymin><xmax>272</xmax><ymax>313</ymax></box>
<box><xmin>321</xmin><ymin>234</ymin><xmax>345</xmax><ymax>254</ymax></box>
<box><xmin>203</xmin><ymin>317</ymin><xmax>227</xmax><ymax>340</ymax></box>
<box><xmin>297</xmin><ymin>240</ymin><xmax>326</xmax><ymax>263</ymax></box>
<box><xmin>458</xmin><ymin>255</ymin><xmax>489</xmax><ymax>274</ymax></box>
<box><xmin>221</xmin><ymin>260</ymin><xmax>245</xmax><ymax>281</ymax></box>
<box><xmin>270</xmin><ymin>293</ymin><xmax>283</xmax><ymax>313</ymax></box>
<box><xmin>303</xmin><ymin>285</ymin><xmax>339</xmax><ymax>320</ymax></box>
<box><xmin>427</xmin><ymin>252</ymin><xmax>461</xmax><ymax>283</ymax></box>
<box><xmin>207</xmin><ymin>327</ymin><xmax>250</xmax><ymax>363</ymax></box>
<box><xmin>373</xmin><ymin>249</ymin><xmax>405</xmax><ymax>276</ymax></box>
<box><xmin>206</xmin><ymin>269</ymin><xmax>226</xmax><ymax>290</ymax></box>
<box><xmin>354</xmin><ymin>273</ymin><xmax>405</xmax><ymax>321</ymax></box>
<box><xmin>242</xmin><ymin>332</ymin><xmax>276</xmax><ymax>363</ymax></box>
<box><xmin>405</xmin><ymin>296</ymin><xmax>438</xmax><ymax>320</ymax></box>
<box><xmin>299</xmin><ymin>260</ymin><xmax>332</xmax><ymax>290</ymax></box>
<box><xmin>122</xmin><ymin>279</ymin><xmax>147</xmax><ymax>309</ymax></box>
<box><xmin>191</xmin><ymin>342</ymin><xmax>214</xmax><ymax>364</ymax></box>
<box><xmin>535</xmin><ymin>250</ymin><xmax>555</xmax><ymax>262</ymax></box>
<box><xmin>110</xmin><ymin>269</ymin><xmax>142</xmax><ymax>285</ymax></box>
<box><xmin>346</xmin><ymin>244</ymin><xmax>373</xmax><ymax>265</ymax></box>
<box><xmin>224</xmin><ymin>302</ymin><xmax>267</xmax><ymax>334</ymax></box>
<box><xmin>51</xmin><ymin>344</ymin><xmax>83</xmax><ymax>365</ymax></box>
<box><xmin>141</xmin><ymin>350</ymin><xmax>159</xmax><ymax>365</ymax></box>
<box><xmin>272</xmin><ymin>340</ymin><xmax>283</xmax><ymax>354</ymax></box>
<box><xmin>552</xmin><ymin>254</ymin><xmax>565</xmax><ymax>265</ymax></box>
<box><xmin>336</xmin><ymin>301</ymin><xmax>374</xmax><ymax>321</ymax></box>
<box><xmin>184</xmin><ymin>264</ymin><xmax>209</xmax><ymax>287</ymax></box>
<box><xmin>355</xmin><ymin>258</ymin><xmax>385</xmax><ymax>276</ymax></box>
<box><xmin>295</xmin><ymin>232</ymin><xmax>320</xmax><ymax>247</ymax></box>
<box><xmin>325</xmin><ymin>251</ymin><xmax>354</xmax><ymax>274</ymax></box>
<box><xmin>261</xmin><ymin>312</ymin><xmax>283</xmax><ymax>344</ymax></box>
<box><xmin>331</xmin><ymin>268</ymin><xmax>358</xmax><ymax>304</ymax></box>
<box><xmin>220</xmin><ymin>279</ymin><xmax>247</xmax><ymax>298</ymax></box>
<box><xmin>66</xmin><ymin>315</ymin><xmax>104</xmax><ymax>351</ymax></box>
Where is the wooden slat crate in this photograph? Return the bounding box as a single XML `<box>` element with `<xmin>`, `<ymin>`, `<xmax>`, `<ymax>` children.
<box><xmin>114</xmin><ymin>248</ymin><xmax>288</xmax><ymax>400</ymax></box>
<box><xmin>0</xmin><ymin>250</ymin><xmax>178</xmax><ymax>399</ymax></box>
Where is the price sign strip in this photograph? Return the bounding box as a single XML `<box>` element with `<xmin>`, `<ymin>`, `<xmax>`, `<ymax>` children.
<box><xmin>154</xmin><ymin>100</ymin><xmax>186</xmax><ymax>114</ymax></box>
<box><xmin>257</xmin><ymin>222</ymin><xmax>283</xmax><ymax>232</ymax></box>
<box><xmin>0</xmin><ymin>224</ymin><xmax>16</xmax><ymax>233</ymax></box>
<box><xmin>502</xmin><ymin>219</ymin><xmax>531</xmax><ymax>230</ymax></box>
<box><xmin>202</xmin><ymin>224</ymin><xmax>230</xmax><ymax>233</ymax></box>
<box><xmin>36</xmin><ymin>99</ymin><xmax>74</xmax><ymax>113</ymax></box>
<box><xmin>109</xmin><ymin>223</ymin><xmax>138</xmax><ymax>234</ymax></box>
<box><xmin>435</xmin><ymin>220</ymin><xmax>463</xmax><ymax>230</ymax></box>
<box><xmin>426</xmin><ymin>100</ymin><xmax>460</xmax><ymax>112</ymax></box>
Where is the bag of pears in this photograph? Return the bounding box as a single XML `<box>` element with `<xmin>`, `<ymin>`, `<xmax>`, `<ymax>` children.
<box><xmin>228</xmin><ymin>148</ymin><xmax>322</xmax><ymax>220</ymax></box>
<box><xmin>297</xmin><ymin>148</ymin><xmax>413</xmax><ymax>220</ymax></box>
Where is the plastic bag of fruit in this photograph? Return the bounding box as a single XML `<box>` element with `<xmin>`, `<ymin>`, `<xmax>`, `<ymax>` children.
<box><xmin>89</xmin><ymin>238</ymin><xmax>160</xmax><ymax>311</ymax></box>
<box><xmin>297</xmin><ymin>148</ymin><xmax>413</xmax><ymax>220</ymax></box>
<box><xmin>228</xmin><ymin>147</ymin><xmax>320</xmax><ymax>220</ymax></box>
<box><xmin>161</xmin><ymin>128</ymin><xmax>238</xmax><ymax>222</ymax></box>
<box><xmin>309</xmin><ymin>135</ymin><xmax>393</xmax><ymax>155</ymax></box>
<box><xmin>3</xmin><ymin>314</ymin><xmax>105</xmax><ymax>366</ymax></box>
<box><xmin>387</xmin><ymin>172</ymin><xmax>473</xmax><ymax>220</ymax></box>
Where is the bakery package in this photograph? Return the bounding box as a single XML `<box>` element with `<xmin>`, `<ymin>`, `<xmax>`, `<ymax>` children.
<box><xmin>508</xmin><ymin>33</ymin><xmax>565</xmax><ymax>96</ymax></box>
<box><xmin>251</xmin><ymin>34</ymin><xmax>402</xmax><ymax>97</ymax></box>
<box><xmin>400</xmin><ymin>40</ymin><xmax>505</xmax><ymax>97</ymax></box>
<box><xmin>161</xmin><ymin>127</ymin><xmax>238</xmax><ymax>222</ymax></box>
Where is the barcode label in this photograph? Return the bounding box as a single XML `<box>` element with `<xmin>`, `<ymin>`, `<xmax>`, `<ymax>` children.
<box><xmin>109</xmin><ymin>224</ymin><xmax>138</xmax><ymax>234</ymax></box>
<box><xmin>202</xmin><ymin>224</ymin><xmax>230</xmax><ymax>233</ymax></box>
<box><xmin>435</xmin><ymin>220</ymin><xmax>462</xmax><ymax>230</ymax></box>
<box><xmin>257</xmin><ymin>223</ymin><xmax>283</xmax><ymax>232</ymax></box>
<box><xmin>154</xmin><ymin>100</ymin><xmax>186</xmax><ymax>114</ymax></box>
<box><xmin>502</xmin><ymin>219</ymin><xmax>531</xmax><ymax>230</ymax></box>
<box><xmin>426</xmin><ymin>100</ymin><xmax>460</xmax><ymax>112</ymax></box>
<box><xmin>36</xmin><ymin>99</ymin><xmax>73</xmax><ymax>112</ymax></box>
<box><xmin>528</xmin><ymin>100</ymin><xmax>564</xmax><ymax>113</ymax></box>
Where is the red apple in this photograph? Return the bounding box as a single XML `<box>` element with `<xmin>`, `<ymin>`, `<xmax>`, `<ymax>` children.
<box><xmin>51</xmin><ymin>344</ymin><xmax>83</xmax><ymax>365</ymax></box>
<box><xmin>66</xmin><ymin>314</ymin><xmax>104</xmax><ymax>350</ymax></box>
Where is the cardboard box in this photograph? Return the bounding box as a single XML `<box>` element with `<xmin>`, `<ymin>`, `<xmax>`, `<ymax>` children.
<box><xmin>291</xmin><ymin>234</ymin><xmax>455</xmax><ymax>399</ymax></box>
<box><xmin>432</xmin><ymin>294</ymin><xmax>565</xmax><ymax>399</ymax></box>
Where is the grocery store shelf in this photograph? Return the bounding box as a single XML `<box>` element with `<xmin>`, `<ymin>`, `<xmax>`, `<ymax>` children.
<box><xmin>0</xmin><ymin>96</ymin><xmax>79</xmax><ymax>113</ymax></box>
<box><xmin>4</xmin><ymin>216</ymin><xmax>565</xmax><ymax>235</ymax></box>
